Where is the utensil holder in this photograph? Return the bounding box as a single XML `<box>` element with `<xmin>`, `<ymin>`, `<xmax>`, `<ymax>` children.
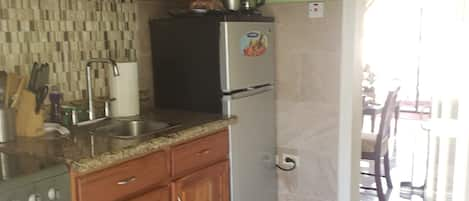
<box><xmin>16</xmin><ymin>90</ymin><xmax>44</xmax><ymax>137</ymax></box>
<box><xmin>0</xmin><ymin>108</ymin><xmax>16</xmax><ymax>143</ymax></box>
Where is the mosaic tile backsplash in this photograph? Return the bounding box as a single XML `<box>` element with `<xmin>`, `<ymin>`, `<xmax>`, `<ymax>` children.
<box><xmin>0</xmin><ymin>0</ymin><xmax>137</xmax><ymax>101</ymax></box>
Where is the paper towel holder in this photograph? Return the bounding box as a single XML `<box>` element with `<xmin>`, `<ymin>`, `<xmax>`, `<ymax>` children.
<box><xmin>108</xmin><ymin>62</ymin><xmax>140</xmax><ymax>118</ymax></box>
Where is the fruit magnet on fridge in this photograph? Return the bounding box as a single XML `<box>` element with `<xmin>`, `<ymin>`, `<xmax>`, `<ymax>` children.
<box><xmin>241</xmin><ymin>31</ymin><xmax>268</xmax><ymax>57</ymax></box>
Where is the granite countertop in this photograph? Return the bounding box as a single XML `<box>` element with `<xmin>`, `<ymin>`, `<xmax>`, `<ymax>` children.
<box><xmin>0</xmin><ymin>110</ymin><xmax>236</xmax><ymax>174</ymax></box>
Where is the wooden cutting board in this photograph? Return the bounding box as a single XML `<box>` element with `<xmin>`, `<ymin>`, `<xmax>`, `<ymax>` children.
<box><xmin>16</xmin><ymin>90</ymin><xmax>44</xmax><ymax>137</ymax></box>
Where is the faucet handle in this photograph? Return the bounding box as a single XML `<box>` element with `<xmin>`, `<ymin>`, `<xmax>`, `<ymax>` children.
<box><xmin>104</xmin><ymin>98</ymin><xmax>116</xmax><ymax>117</ymax></box>
<box><xmin>71</xmin><ymin>109</ymin><xmax>79</xmax><ymax>125</ymax></box>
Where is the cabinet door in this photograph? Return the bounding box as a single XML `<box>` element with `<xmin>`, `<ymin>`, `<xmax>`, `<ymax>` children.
<box><xmin>173</xmin><ymin>161</ymin><xmax>229</xmax><ymax>201</ymax></box>
<box><xmin>130</xmin><ymin>186</ymin><xmax>170</xmax><ymax>201</ymax></box>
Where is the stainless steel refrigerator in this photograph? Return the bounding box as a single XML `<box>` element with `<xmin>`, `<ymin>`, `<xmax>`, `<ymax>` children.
<box><xmin>151</xmin><ymin>15</ymin><xmax>277</xmax><ymax>201</ymax></box>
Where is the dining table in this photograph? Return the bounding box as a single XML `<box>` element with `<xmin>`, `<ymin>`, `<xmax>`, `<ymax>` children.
<box><xmin>362</xmin><ymin>100</ymin><xmax>400</xmax><ymax>133</ymax></box>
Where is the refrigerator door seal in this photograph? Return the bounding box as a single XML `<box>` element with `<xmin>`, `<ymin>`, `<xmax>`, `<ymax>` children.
<box><xmin>222</xmin><ymin>84</ymin><xmax>274</xmax><ymax>100</ymax></box>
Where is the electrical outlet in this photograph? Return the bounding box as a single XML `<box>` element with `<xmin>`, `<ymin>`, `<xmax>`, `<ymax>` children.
<box><xmin>282</xmin><ymin>153</ymin><xmax>299</xmax><ymax>167</ymax></box>
<box><xmin>308</xmin><ymin>2</ymin><xmax>324</xmax><ymax>18</ymax></box>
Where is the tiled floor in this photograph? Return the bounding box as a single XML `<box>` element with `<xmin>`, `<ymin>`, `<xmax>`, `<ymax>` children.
<box><xmin>360</xmin><ymin>113</ymin><xmax>463</xmax><ymax>201</ymax></box>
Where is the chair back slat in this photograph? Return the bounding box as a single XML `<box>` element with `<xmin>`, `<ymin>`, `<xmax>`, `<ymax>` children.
<box><xmin>374</xmin><ymin>87</ymin><xmax>399</xmax><ymax>154</ymax></box>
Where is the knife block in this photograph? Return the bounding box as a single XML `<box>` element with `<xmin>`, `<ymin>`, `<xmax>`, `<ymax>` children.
<box><xmin>16</xmin><ymin>90</ymin><xmax>44</xmax><ymax>137</ymax></box>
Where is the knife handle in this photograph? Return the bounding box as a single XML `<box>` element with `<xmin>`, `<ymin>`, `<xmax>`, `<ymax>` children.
<box><xmin>35</xmin><ymin>86</ymin><xmax>48</xmax><ymax>114</ymax></box>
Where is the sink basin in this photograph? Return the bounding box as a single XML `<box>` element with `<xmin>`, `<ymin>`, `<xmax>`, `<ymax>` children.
<box><xmin>91</xmin><ymin>120</ymin><xmax>179</xmax><ymax>139</ymax></box>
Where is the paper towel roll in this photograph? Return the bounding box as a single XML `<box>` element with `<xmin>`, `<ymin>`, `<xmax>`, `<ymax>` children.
<box><xmin>109</xmin><ymin>62</ymin><xmax>140</xmax><ymax>117</ymax></box>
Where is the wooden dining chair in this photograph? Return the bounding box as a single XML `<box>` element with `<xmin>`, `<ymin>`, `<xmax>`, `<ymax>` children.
<box><xmin>360</xmin><ymin>87</ymin><xmax>399</xmax><ymax>201</ymax></box>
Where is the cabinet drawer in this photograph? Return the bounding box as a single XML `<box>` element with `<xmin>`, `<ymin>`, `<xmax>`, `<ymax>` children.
<box><xmin>77</xmin><ymin>151</ymin><xmax>170</xmax><ymax>201</ymax></box>
<box><xmin>129</xmin><ymin>186</ymin><xmax>170</xmax><ymax>201</ymax></box>
<box><xmin>171</xmin><ymin>130</ymin><xmax>228</xmax><ymax>177</ymax></box>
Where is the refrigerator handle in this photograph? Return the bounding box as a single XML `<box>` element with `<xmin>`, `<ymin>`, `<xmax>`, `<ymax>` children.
<box><xmin>223</xmin><ymin>85</ymin><xmax>274</xmax><ymax>100</ymax></box>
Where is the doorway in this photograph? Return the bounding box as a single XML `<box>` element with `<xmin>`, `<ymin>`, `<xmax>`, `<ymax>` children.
<box><xmin>360</xmin><ymin>0</ymin><xmax>469</xmax><ymax>200</ymax></box>
<box><xmin>362</xmin><ymin>0</ymin><xmax>434</xmax><ymax>114</ymax></box>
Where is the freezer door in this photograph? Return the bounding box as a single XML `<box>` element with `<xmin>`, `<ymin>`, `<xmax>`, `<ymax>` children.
<box><xmin>220</xmin><ymin>22</ymin><xmax>275</xmax><ymax>92</ymax></box>
<box><xmin>223</xmin><ymin>88</ymin><xmax>277</xmax><ymax>201</ymax></box>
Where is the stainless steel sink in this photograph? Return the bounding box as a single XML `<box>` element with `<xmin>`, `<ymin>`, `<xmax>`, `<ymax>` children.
<box><xmin>90</xmin><ymin>120</ymin><xmax>179</xmax><ymax>139</ymax></box>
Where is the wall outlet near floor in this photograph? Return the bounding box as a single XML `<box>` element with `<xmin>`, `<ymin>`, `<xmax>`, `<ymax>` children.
<box><xmin>281</xmin><ymin>153</ymin><xmax>300</xmax><ymax>168</ymax></box>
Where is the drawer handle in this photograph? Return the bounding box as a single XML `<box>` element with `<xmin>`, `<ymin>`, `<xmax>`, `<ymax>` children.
<box><xmin>177</xmin><ymin>195</ymin><xmax>183</xmax><ymax>201</ymax></box>
<box><xmin>196</xmin><ymin>149</ymin><xmax>210</xmax><ymax>156</ymax></box>
<box><xmin>117</xmin><ymin>176</ymin><xmax>137</xmax><ymax>185</ymax></box>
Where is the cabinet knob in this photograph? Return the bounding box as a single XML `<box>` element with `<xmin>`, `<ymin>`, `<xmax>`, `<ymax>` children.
<box><xmin>27</xmin><ymin>194</ymin><xmax>41</xmax><ymax>201</ymax></box>
<box><xmin>117</xmin><ymin>176</ymin><xmax>137</xmax><ymax>185</ymax></box>
<box><xmin>196</xmin><ymin>149</ymin><xmax>210</xmax><ymax>156</ymax></box>
<box><xmin>48</xmin><ymin>188</ymin><xmax>61</xmax><ymax>200</ymax></box>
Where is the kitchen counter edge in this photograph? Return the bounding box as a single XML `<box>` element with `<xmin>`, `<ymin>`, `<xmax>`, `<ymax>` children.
<box><xmin>69</xmin><ymin>116</ymin><xmax>236</xmax><ymax>175</ymax></box>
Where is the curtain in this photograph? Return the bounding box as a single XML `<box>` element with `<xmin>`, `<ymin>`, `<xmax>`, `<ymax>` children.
<box><xmin>422</xmin><ymin>1</ymin><xmax>469</xmax><ymax>200</ymax></box>
<box><xmin>422</xmin><ymin>0</ymin><xmax>469</xmax><ymax>120</ymax></box>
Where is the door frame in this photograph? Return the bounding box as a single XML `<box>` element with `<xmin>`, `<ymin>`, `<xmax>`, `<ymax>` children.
<box><xmin>338</xmin><ymin>0</ymin><xmax>364</xmax><ymax>200</ymax></box>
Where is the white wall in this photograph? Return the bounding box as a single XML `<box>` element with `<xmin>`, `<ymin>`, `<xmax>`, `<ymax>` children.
<box><xmin>262</xmin><ymin>0</ymin><xmax>364</xmax><ymax>200</ymax></box>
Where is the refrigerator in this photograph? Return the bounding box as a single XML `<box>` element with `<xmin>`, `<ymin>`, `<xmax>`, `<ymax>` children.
<box><xmin>150</xmin><ymin>14</ymin><xmax>277</xmax><ymax>201</ymax></box>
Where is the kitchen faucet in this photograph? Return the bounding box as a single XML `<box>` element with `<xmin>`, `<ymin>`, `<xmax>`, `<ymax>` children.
<box><xmin>85</xmin><ymin>58</ymin><xmax>120</xmax><ymax>121</ymax></box>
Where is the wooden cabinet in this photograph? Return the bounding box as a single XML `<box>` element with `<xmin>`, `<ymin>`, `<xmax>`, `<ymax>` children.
<box><xmin>129</xmin><ymin>186</ymin><xmax>170</xmax><ymax>201</ymax></box>
<box><xmin>172</xmin><ymin>161</ymin><xmax>230</xmax><ymax>201</ymax></box>
<box><xmin>171</xmin><ymin>131</ymin><xmax>228</xmax><ymax>177</ymax></box>
<box><xmin>71</xmin><ymin>129</ymin><xmax>230</xmax><ymax>201</ymax></box>
<box><xmin>76</xmin><ymin>151</ymin><xmax>170</xmax><ymax>201</ymax></box>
